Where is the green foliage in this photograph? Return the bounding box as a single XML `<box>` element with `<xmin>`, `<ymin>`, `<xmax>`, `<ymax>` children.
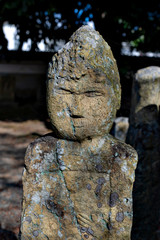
<box><xmin>130</xmin><ymin>35</ymin><xmax>145</xmax><ymax>48</ymax></box>
<box><xmin>92</xmin><ymin>0</ymin><xmax>160</xmax><ymax>54</ymax></box>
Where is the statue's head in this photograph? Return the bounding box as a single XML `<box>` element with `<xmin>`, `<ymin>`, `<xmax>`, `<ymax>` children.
<box><xmin>47</xmin><ymin>26</ymin><xmax>121</xmax><ymax>141</ymax></box>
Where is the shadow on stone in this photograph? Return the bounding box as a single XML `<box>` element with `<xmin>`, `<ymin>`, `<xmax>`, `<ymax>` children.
<box><xmin>127</xmin><ymin>104</ymin><xmax>160</xmax><ymax>240</ymax></box>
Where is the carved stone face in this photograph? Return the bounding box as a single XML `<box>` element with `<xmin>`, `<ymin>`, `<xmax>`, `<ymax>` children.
<box><xmin>47</xmin><ymin>26</ymin><xmax>120</xmax><ymax>141</ymax></box>
<box><xmin>47</xmin><ymin>70</ymin><xmax>116</xmax><ymax>141</ymax></box>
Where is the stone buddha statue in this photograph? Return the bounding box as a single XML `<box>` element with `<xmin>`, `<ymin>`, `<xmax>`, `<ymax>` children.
<box><xmin>20</xmin><ymin>26</ymin><xmax>138</xmax><ymax>240</ymax></box>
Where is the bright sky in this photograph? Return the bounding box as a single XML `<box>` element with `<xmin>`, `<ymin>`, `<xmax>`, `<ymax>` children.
<box><xmin>3</xmin><ymin>21</ymin><xmax>160</xmax><ymax>57</ymax></box>
<box><xmin>3</xmin><ymin>21</ymin><xmax>95</xmax><ymax>52</ymax></box>
<box><xmin>3</xmin><ymin>23</ymin><xmax>17</xmax><ymax>50</ymax></box>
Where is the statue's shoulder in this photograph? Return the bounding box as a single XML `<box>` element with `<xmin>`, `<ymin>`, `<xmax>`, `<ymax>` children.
<box><xmin>28</xmin><ymin>133</ymin><xmax>57</xmax><ymax>150</ymax></box>
<box><xmin>26</xmin><ymin>133</ymin><xmax>58</xmax><ymax>157</ymax></box>
<box><xmin>24</xmin><ymin>133</ymin><xmax>59</xmax><ymax>174</ymax></box>
<box><xmin>106</xmin><ymin>135</ymin><xmax>138</xmax><ymax>170</ymax></box>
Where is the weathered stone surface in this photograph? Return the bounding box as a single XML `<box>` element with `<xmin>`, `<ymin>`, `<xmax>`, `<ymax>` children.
<box><xmin>126</xmin><ymin>66</ymin><xmax>160</xmax><ymax>240</ymax></box>
<box><xmin>129</xmin><ymin>66</ymin><xmax>160</xmax><ymax>125</ymax></box>
<box><xmin>20</xmin><ymin>25</ymin><xmax>138</xmax><ymax>239</ymax></box>
<box><xmin>47</xmin><ymin>25</ymin><xmax>120</xmax><ymax>141</ymax></box>
<box><xmin>21</xmin><ymin>135</ymin><xmax>137</xmax><ymax>240</ymax></box>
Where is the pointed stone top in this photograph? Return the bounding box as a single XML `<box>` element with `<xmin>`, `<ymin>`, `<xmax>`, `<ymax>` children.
<box><xmin>49</xmin><ymin>25</ymin><xmax>121</xmax><ymax>110</ymax></box>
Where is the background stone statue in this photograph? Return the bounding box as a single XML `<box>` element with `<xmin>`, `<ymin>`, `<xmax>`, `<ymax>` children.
<box><xmin>126</xmin><ymin>66</ymin><xmax>160</xmax><ymax>240</ymax></box>
<box><xmin>20</xmin><ymin>26</ymin><xmax>138</xmax><ymax>240</ymax></box>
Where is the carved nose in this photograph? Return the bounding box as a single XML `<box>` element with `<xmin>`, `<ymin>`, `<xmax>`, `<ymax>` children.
<box><xmin>69</xmin><ymin>94</ymin><xmax>84</xmax><ymax>118</ymax></box>
<box><xmin>69</xmin><ymin>107</ymin><xmax>84</xmax><ymax>118</ymax></box>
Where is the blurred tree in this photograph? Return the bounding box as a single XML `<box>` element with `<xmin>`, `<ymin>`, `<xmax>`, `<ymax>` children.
<box><xmin>92</xmin><ymin>1</ymin><xmax>160</xmax><ymax>56</ymax></box>
<box><xmin>0</xmin><ymin>0</ymin><xmax>159</xmax><ymax>54</ymax></box>
<box><xmin>0</xmin><ymin>0</ymin><xmax>93</xmax><ymax>52</ymax></box>
<box><xmin>0</xmin><ymin>0</ymin><xmax>67</xmax><ymax>51</ymax></box>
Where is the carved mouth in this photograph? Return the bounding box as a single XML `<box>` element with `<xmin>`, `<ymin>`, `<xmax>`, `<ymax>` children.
<box><xmin>70</xmin><ymin>114</ymin><xmax>84</xmax><ymax>119</ymax></box>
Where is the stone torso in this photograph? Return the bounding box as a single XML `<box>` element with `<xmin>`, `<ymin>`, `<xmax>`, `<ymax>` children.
<box><xmin>21</xmin><ymin>134</ymin><xmax>137</xmax><ymax>240</ymax></box>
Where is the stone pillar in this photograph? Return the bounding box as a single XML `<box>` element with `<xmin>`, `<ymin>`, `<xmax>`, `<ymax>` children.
<box><xmin>20</xmin><ymin>26</ymin><xmax>138</xmax><ymax>240</ymax></box>
<box><xmin>114</xmin><ymin>117</ymin><xmax>129</xmax><ymax>142</ymax></box>
<box><xmin>126</xmin><ymin>66</ymin><xmax>160</xmax><ymax>240</ymax></box>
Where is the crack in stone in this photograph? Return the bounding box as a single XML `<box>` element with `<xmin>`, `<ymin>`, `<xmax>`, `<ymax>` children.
<box><xmin>56</xmin><ymin>141</ymin><xmax>82</xmax><ymax>238</ymax></box>
<box><xmin>70</xmin><ymin>118</ymin><xmax>76</xmax><ymax>136</ymax></box>
<box><xmin>66</xmin><ymin>106</ymin><xmax>76</xmax><ymax>137</ymax></box>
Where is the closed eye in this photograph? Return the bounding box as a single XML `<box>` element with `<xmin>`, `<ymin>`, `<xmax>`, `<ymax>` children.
<box><xmin>55</xmin><ymin>88</ymin><xmax>73</xmax><ymax>95</ymax></box>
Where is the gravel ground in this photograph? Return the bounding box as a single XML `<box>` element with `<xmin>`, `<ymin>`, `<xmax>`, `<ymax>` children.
<box><xmin>0</xmin><ymin>121</ymin><xmax>51</xmax><ymax>239</ymax></box>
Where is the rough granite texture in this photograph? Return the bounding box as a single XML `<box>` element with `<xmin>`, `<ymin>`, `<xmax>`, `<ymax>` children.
<box><xmin>47</xmin><ymin>25</ymin><xmax>120</xmax><ymax>141</ymax></box>
<box><xmin>126</xmin><ymin>66</ymin><xmax>160</xmax><ymax>240</ymax></box>
<box><xmin>20</xmin><ymin>25</ymin><xmax>138</xmax><ymax>240</ymax></box>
